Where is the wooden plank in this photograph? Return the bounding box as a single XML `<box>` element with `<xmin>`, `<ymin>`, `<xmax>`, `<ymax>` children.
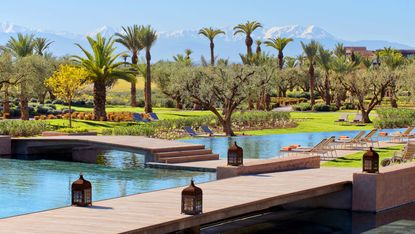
<box><xmin>0</xmin><ymin>167</ymin><xmax>358</xmax><ymax>234</ymax></box>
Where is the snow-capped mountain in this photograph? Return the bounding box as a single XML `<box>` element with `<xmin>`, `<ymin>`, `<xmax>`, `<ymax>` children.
<box><xmin>0</xmin><ymin>22</ymin><xmax>413</xmax><ymax>62</ymax></box>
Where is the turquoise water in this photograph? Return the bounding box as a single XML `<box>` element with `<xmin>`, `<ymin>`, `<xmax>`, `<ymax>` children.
<box><xmin>182</xmin><ymin>129</ymin><xmax>404</xmax><ymax>159</ymax></box>
<box><xmin>0</xmin><ymin>151</ymin><xmax>215</xmax><ymax>218</ymax></box>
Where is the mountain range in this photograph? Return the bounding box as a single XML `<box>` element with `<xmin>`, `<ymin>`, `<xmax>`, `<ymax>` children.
<box><xmin>0</xmin><ymin>22</ymin><xmax>413</xmax><ymax>62</ymax></box>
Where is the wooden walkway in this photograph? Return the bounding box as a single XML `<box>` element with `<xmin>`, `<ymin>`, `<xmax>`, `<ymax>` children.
<box><xmin>11</xmin><ymin>136</ymin><xmax>219</xmax><ymax>163</ymax></box>
<box><xmin>0</xmin><ymin>167</ymin><xmax>358</xmax><ymax>234</ymax></box>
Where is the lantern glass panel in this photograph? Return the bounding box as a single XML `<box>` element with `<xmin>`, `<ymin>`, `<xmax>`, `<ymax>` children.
<box><xmin>84</xmin><ymin>189</ymin><xmax>92</xmax><ymax>204</ymax></box>
<box><xmin>73</xmin><ymin>191</ymin><xmax>83</xmax><ymax>203</ymax></box>
<box><xmin>183</xmin><ymin>196</ymin><xmax>194</xmax><ymax>212</ymax></box>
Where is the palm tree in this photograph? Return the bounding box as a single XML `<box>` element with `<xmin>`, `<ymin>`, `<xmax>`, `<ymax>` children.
<box><xmin>6</xmin><ymin>33</ymin><xmax>35</xmax><ymax>57</ymax></box>
<box><xmin>198</xmin><ymin>27</ymin><xmax>225</xmax><ymax>66</ymax></box>
<box><xmin>301</xmin><ymin>40</ymin><xmax>320</xmax><ymax>106</ymax></box>
<box><xmin>255</xmin><ymin>40</ymin><xmax>262</xmax><ymax>55</ymax></box>
<box><xmin>316</xmin><ymin>46</ymin><xmax>332</xmax><ymax>105</ymax></box>
<box><xmin>137</xmin><ymin>25</ymin><xmax>158</xmax><ymax>113</ymax></box>
<box><xmin>233</xmin><ymin>21</ymin><xmax>262</xmax><ymax>56</ymax></box>
<box><xmin>72</xmin><ymin>34</ymin><xmax>134</xmax><ymax>120</ymax></box>
<box><xmin>173</xmin><ymin>49</ymin><xmax>192</xmax><ymax>66</ymax></box>
<box><xmin>265</xmin><ymin>37</ymin><xmax>293</xmax><ymax>69</ymax></box>
<box><xmin>115</xmin><ymin>25</ymin><xmax>143</xmax><ymax>107</ymax></box>
<box><xmin>334</xmin><ymin>43</ymin><xmax>346</xmax><ymax>58</ymax></box>
<box><xmin>34</xmin><ymin>37</ymin><xmax>53</xmax><ymax>56</ymax></box>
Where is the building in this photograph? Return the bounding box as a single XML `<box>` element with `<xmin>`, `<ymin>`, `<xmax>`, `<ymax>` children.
<box><xmin>398</xmin><ymin>49</ymin><xmax>415</xmax><ymax>58</ymax></box>
<box><xmin>345</xmin><ymin>46</ymin><xmax>375</xmax><ymax>57</ymax></box>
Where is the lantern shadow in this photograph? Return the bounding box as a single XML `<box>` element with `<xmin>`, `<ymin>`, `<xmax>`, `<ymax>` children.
<box><xmin>88</xmin><ymin>205</ymin><xmax>113</xmax><ymax>210</ymax></box>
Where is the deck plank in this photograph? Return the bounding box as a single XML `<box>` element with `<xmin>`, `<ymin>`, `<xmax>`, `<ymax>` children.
<box><xmin>0</xmin><ymin>167</ymin><xmax>358</xmax><ymax>234</ymax></box>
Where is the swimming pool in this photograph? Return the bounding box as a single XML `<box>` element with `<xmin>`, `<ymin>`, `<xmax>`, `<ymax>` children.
<box><xmin>0</xmin><ymin>150</ymin><xmax>215</xmax><ymax>218</ymax></box>
<box><xmin>182</xmin><ymin>129</ymin><xmax>405</xmax><ymax>159</ymax></box>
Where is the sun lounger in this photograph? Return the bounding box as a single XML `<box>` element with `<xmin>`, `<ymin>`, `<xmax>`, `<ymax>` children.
<box><xmin>333</xmin><ymin>131</ymin><xmax>366</xmax><ymax>149</ymax></box>
<box><xmin>184</xmin><ymin>126</ymin><xmax>198</xmax><ymax>137</ymax></box>
<box><xmin>133</xmin><ymin>113</ymin><xmax>150</xmax><ymax>122</ymax></box>
<box><xmin>360</xmin><ymin>129</ymin><xmax>379</xmax><ymax>148</ymax></box>
<box><xmin>335</xmin><ymin>114</ymin><xmax>349</xmax><ymax>124</ymax></box>
<box><xmin>279</xmin><ymin>138</ymin><xmax>334</xmax><ymax>158</ymax></box>
<box><xmin>350</xmin><ymin>114</ymin><xmax>365</xmax><ymax>126</ymax></box>
<box><xmin>149</xmin><ymin>113</ymin><xmax>159</xmax><ymax>121</ymax></box>
<box><xmin>200</xmin><ymin>125</ymin><xmax>225</xmax><ymax>136</ymax></box>
<box><xmin>387</xmin><ymin>126</ymin><xmax>415</xmax><ymax>142</ymax></box>
<box><xmin>381</xmin><ymin>142</ymin><xmax>415</xmax><ymax>167</ymax></box>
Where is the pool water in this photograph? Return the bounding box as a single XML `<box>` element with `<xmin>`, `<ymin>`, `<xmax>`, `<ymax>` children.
<box><xmin>0</xmin><ymin>150</ymin><xmax>215</xmax><ymax>218</ymax></box>
<box><xmin>202</xmin><ymin>202</ymin><xmax>415</xmax><ymax>234</ymax></box>
<box><xmin>182</xmin><ymin>129</ymin><xmax>405</xmax><ymax>159</ymax></box>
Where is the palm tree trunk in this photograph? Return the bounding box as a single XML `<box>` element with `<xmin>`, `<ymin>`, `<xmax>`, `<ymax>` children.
<box><xmin>324</xmin><ymin>73</ymin><xmax>331</xmax><ymax>105</ymax></box>
<box><xmin>130</xmin><ymin>82</ymin><xmax>137</xmax><ymax>107</ymax></box>
<box><xmin>130</xmin><ymin>52</ymin><xmax>138</xmax><ymax>107</ymax></box>
<box><xmin>309</xmin><ymin>64</ymin><xmax>315</xmax><ymax>106</ymax></box>
<box><xmin>210</xmin><ymin>41</ymin><xmax>215</xmax><ymax>66</ymax></box>
<box><xmin>278</xmin><ymin>52</ymin><xmax>284</xmax><ymax>69</ymax></box>
<box><xmin>144</xmin><ymin>49</ymin><xmax>152</xmax><ymax>113</ymax></box>
<box><xmin>246</xmin><ymin>36</ymin><xmax>253</xmax><ymax>56</ymax></box>
<box><xmin>93</xmin><ymin>80</ymin><xmax>107</xmax><ymax>120</ymax></box>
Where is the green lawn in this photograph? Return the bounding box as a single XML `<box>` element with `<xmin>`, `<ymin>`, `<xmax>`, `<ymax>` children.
<box><xmin>241</xmin><ymin>111</ymin><xmax>374</xmax><ymax>135</ymax></box>
<box><xmin>47</xmin><ymin>106</ymin><xmax>376</xmax><ymax>135</ymax></box>
<box><xmin>322</xmin><ymin>145</ymin><xmax>404</xmax><ymax>168</ymax></box>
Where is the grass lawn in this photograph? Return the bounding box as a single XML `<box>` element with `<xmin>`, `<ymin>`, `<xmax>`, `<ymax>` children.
<box><xmin>45</xmin><ymin>107</ymin><xmax>377</xmax><ymax>136</ymax></box>
<box><xmin>240</xmin><ymin>111</ymin><xmax>375</xmax><ymax>135</ymax></box>
<box><xmin>322</xmin><ymin>145</ymin><xmax>404</xmax><ymax>168</ymax></box>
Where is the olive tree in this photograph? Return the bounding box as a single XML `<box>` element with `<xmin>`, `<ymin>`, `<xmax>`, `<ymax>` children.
<box><xmin>179</xmin><ymin>65</ymin><xmax>257</xmax><ymax>136</ymax></box>
<box><xmin>338</xmin><ymin>66</ymin><xmax>395</xmax><ymax>123</ymax></box>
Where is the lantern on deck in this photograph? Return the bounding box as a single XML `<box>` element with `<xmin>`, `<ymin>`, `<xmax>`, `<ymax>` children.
<box><xmin>228</xmin><ymin>142</ymin><xmax>243</xmax><ymax>166</ymax></box>
<box><xmin>71</xmin><ymin>173</ymin><xmax>92</xmax><ymax>207</ymax></box>
<box><xmin>362</xmin><ymin>147</ymin><xmax>379</xmax><ymax>173</ymax></box>
<box><xmin>181</xmin><ymin>179</ymin><xmax>203</xmax><ymax>215</ymax></box>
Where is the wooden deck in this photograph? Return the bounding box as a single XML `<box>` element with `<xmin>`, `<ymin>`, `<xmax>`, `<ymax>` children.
<box><xmin>12</xmin><ymin>136</ymin><xmax>206</xmax><ymax>153</ymax></box>
<box><xmin>11</xmin><ymin>136</ymin><xmax>219</xmax><ymax>163</ymax></box>
<box><xmin>0</xmin><ymin>167</ymin><xmax>358</xmax><ymax>234</ymax></box>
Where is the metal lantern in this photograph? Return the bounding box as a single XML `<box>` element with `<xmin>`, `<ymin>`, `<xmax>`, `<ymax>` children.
<box><xmin>181</xmin><ymin>179</ymin><xmax>203</xmax><ymax>215</ymax></box>
<box><xmin>71</xmin><ymin>173</ymin><xmax>92</xmax><ymax>207</ymax></box>
<box><xmin>227</xmin><ymin>142</ymin><xmax>243</xmax><ymax>166</ymax></box>
<box><xmin>363</xmin><ymin>147</ymin><xmax>379</xmax><ymax>173</ymax></box>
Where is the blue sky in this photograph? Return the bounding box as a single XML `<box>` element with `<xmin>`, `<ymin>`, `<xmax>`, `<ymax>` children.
<box><xmin>1</xmin><ymin>0</ymin><xmax>414</xmax><ymax>45</ymax></box>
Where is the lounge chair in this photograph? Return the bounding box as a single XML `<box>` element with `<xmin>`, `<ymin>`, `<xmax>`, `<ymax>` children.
<box><xmin>200</xmin><ymin>125</ymin><xmax>225</xmax><ymax>136</ymax></box>
<box><xmin>387</xmin><ymin>126</ymin><xmax>415</xmax><ymax>142</ymax></box>
<box><xmin>333</xmin><ymin>131</ymin><xmax>366</xmax><ymax>149</ymax></box>
<box><xmin>184</xmin><ymin>126</ymin><xmax>198</xmax><ymax>137</ymax></box>
<box><xmin>149</xmin><ymin>113</ymin><xmax>159</xmax><ymax>121</ymax></box>
<box><xmin>279</xmin><ymin>138</ymin><xmax>334</xmax><ymax>158</ymax></box>
<box><xmin>335</xmin><ymin>114</ymin><xmax>349</xmax><ymax>124</ymax></box>
<box><xmin>350</xmin><ymin>114</ymin><xmax>365</xmax><ymax>125</ymax></box>
<box><xmin>133</xmin><ymin>113</ymin><xmax>150</xmax><ymax>122</ymax></box>
<box><xmin>381</xmin><ymin>142</ymin><xmax>415</xmax><ymax>166</ymax></box>
<box><xmin>360</xmin><ymin>129</ymin><xmax>379</xmax><ymax>148</ymax></box>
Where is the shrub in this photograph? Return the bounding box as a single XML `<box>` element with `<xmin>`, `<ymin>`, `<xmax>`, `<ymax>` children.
<box><xmin>292</xmin><ymin>103</ymin><xmax>312</xmax><ymax>111</ymax></box>
<box><xmin>137</xmin><ymin>99</ymin><xmax>145</xmax><ymax>107</ymax></box>
<box><xmin>341</xmin><ymin>102</ymin><xmax>356</xmax><ymax>110</ymax></box>
<box><xmin>312</xmin><ymin>104</ymin><xmax>337</xmax><ymax>112</ymax></box>
<box><xmin>375</xmin><ymin>108</ymin><xmax>415</xmax><ymax>128</ymax></box>
<box><xmin>0</xmin><ymin>120</ymin><xmax>49</xmax><ymax>137</ymax></box>
<box><xmin>110</xmin><ymin>124</ymin><xmax>156</xmax><ymax>137</ymax></box>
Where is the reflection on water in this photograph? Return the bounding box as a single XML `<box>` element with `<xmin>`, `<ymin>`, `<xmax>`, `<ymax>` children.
<box><xmin>0</xmin><ymin>150</ymin><xmax>215</xmax><ymax>218</ymax></box>
<box><xmin>203</xmin><ymin>202</ymin><xmax>415</xmax><ymax>234</ymax></box>
<box><xmin>182</xmin><ymin>129</ymin><xmax>405</xmax><ymax>159</ymax></box>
